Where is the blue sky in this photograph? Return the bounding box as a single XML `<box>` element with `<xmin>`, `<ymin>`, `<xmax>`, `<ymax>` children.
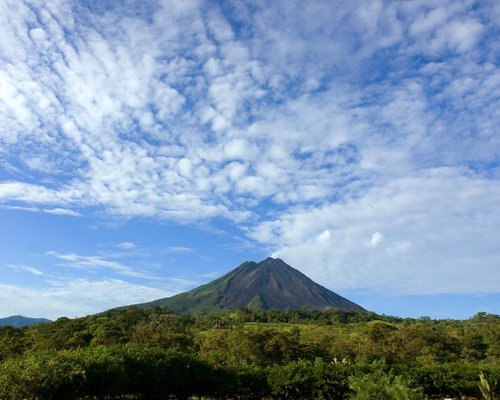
<box><xmin>1</xmin><ymin>0</ymin><xmax>499</xmax><ymax>320</ymax></box>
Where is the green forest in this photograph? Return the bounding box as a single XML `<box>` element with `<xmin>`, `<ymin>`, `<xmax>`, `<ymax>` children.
<box><xmin>0</xmin><ymin>307</ymin><xmax>498</xmax><ymax>399</ymax></box>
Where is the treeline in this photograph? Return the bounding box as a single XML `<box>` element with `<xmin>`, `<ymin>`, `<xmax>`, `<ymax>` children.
<box><xmin>0</xmin><ymin>307</ymin><xmax>498</xmax><ymax>399</ymax></box>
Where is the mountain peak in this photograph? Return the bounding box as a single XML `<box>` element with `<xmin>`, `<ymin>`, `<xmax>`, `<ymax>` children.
<box><xmin>260</xmin><ymin>256</ymin><xmax>285</xmax><ymax>265</ymax></box>
<box><xmin>137</xmin><ymin>258</ymin><xmax>365</xmax><ymax>314</ymax></box>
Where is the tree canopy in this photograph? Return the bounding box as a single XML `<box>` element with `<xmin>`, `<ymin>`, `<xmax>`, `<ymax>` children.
<box><xmin>0</xmin><ymin>308</ymin><xmax>498</xmax><ymax>399</ymax></box>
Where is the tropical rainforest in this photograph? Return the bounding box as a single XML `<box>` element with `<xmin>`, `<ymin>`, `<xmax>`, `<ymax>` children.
<box><xmin>0</xmin><ymin>307</ymin><xmax>498</xmax><ymax>399</ymax></box>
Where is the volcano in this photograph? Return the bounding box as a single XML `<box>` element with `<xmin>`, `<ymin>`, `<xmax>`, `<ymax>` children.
<box><xmin>137</xmin><ymin>257</ymin><xmax>365</xmax><ymax>314</ymax></box>
<box><xmin>138</xmin><ymin>257</ymin><xmax>366</xmax><ymax>314</ymax></box>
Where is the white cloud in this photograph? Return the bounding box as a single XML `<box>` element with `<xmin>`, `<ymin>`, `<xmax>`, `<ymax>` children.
<box><xmin>430</xmin><ymin>18</ymin><xmax>484</xmax><ymax>54</ymax></box>
<box><xmin>0</xmin><ymin>204</ymin><xmax>40</xmax><ymax>213</ymax></box>
<box><xmin>47</xmin><ymin>251</ymin><xmax>153</xmax><ymax>279</ymax></box>
<box><xmin>1</xmin><ymin>0</ymin><xmax>497</xmax><ymax>224</ymax></box>
<box><xmin>409</xmin><ymin>7</ymin><xmax>449</xmax><ymax>37</ymax></box>
<box><xmin>0</xmin><ymin>0</ymin><xmax>499</xmax><ymax>300</ymax></box>
<box><xmin>43</xmin><ymin>208</ymin><xmax>81</xmax><ymax>217</ymax></box>
<box><xmin>254</xmin><ymin>169</ymin><xmax>500</xmax><ymax>294</ymax></box>
<box><xmin>0</xmin><ymin>279</ymin><xmax>174</xmax><ymax>320</ymax></box>
<box><xmin>6</xmin><ymin>264</ymin><xmax>44</xmax><ymax>277</ymax></box>
<box><xmin>317</xmin><ymin>230</ymin><xmax>331</xmax><ymax>244</ymax></box>
<box><xmin>164</xmin><ymin>246</ymin><xmax>193</xmax><ymax>254</ymax></box>
<box><xmin>0</xmin><ymin>182</ymin><xmax>76</xmax><ymax>204</ymax></box>
<box><xmin>115</xmin><ymin>242</ymin><xmax>136</xmax><ymax>250</ymax></box>
<box><xmin>224</xmin><ymin>138</ymin><xmax>257</xmax><ymax>161</ymax></box>
<box><xmin>369</xmin><ymin>232</ymin><xmax>384</xmax><ymax>247</ymax></box>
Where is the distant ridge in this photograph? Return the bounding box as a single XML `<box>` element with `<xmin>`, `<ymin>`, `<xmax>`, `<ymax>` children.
<box><xmin>135</xmin><ymin>257</ymin><xmax>365</xmax><ymax>314</ymax></box>
<box><xmin>0</xmin><ymin>315</ymin><xmax>52</xmax><ymax>328</ymax></box>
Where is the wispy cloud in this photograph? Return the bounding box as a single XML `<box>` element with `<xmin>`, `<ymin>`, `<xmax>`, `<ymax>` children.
<box><xmin>0</xmin><ymin>204</ymin><xmax>80</xmax><ymax>216</ymax></box>
<box><xmin>46</xmin><ymin>251</ymin><xmax>153</xmax><ymax>279</ymax></box>
<box><xmin>0</xmin><ymin>204</ymin><xmax>40</xmax><ymax>213</ymax></box>
<box><xmin>43</xmin><ymin>208</ymin><xmax>81</xmax><ymax>217</ymax></box>
<box><xmin>164</xmin><ymin>246</ymin><xmax>193</xmax><ymax>254</ymax></box>
<box><xmin>6</xmin><ymin>264</ymin><xmax>44</xmax><ymax>277</ymax></box>
<box><xmin>115</xmin><ymin>242</ymin><xmax>136</xmax><ymax>250</ymax></box>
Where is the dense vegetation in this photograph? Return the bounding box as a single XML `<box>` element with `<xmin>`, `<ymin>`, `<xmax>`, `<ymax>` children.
<box><xmin>0</xmin><ymin>307</ymin><xmax>498</xmax><ymax>399</ymax></box>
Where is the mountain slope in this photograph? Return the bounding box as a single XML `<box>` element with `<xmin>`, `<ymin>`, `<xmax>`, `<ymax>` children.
<box><xmin>0</xmin><ymin>315</ymin><xmax>52</xmax><ymax>328</ymax></box>
<box><xmin>139</xmin><ymin>257</ymin><xmax>365</xmax><ymax>313</ymax></box>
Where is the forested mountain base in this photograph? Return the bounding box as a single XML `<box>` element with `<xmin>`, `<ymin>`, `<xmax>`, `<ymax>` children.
<box><xmin>0</xmin><ymin>307</ymin><xmax>498</xmax><ymax>399</ymax></box>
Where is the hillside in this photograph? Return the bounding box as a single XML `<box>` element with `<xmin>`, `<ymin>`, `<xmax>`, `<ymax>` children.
<box><xmin>0</xmin><ymin>315</ymin><xmax>51</xmax><ymax>328</ymax></box>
